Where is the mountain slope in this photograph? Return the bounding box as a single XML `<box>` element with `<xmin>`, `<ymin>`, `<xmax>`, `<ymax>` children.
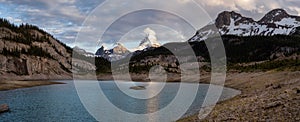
<box><xmin>126</xmin><ymin>35</ymin><xmax>300</xmax><ymax>73</ymax></box>
<box><xmin>189</xmin><ymin>9</ymin><xmax>300</xmax><ymax>42</ymax></box>
<box><xmin>109</xmin><ymin>9</ymin><xmax>300</xmax><ymax>73</ymax></box>
<box><xmin>0</xmin><ymin>18</ymin><xmax>101</xmax><ymax>80</ymax></box>
<box><xmin>95</xmin><ymin>43</ymin><xmax>131</xmax><ymax>61</ymax></box>
<box><xmin>134</xmin><ymin>27</ymin><xmax>161</xmax><ymax>51</ymax></box>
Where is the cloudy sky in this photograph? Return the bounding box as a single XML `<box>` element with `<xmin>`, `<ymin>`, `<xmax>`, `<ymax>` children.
<box><xmin>0</xmin><ymin>0</ymin><xmax>299</xmax><ymax>52</ymax></box>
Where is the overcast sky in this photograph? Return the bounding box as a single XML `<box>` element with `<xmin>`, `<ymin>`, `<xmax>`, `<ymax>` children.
<box><xmin>0</xmin><ymin>0</ymin><xmax>299</xmax><ymax>52</ymax></box>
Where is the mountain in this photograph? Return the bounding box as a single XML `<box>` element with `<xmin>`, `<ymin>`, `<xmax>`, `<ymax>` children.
<box><xmin>122</xmin><ymin>9</ymin><xmax>300</xmax><ymax>73</ymax></box>
<box><xmin>133</xmin><ymin>27</ymin><xmax>161</xmax><ymax>51</ymax></box>
<box><xmin>0</xmin><ymin>18</ymin><xmax>102</xmax><ymax>80</ymax></box>
<box><xmin>189</xmin><ymin>9</ymin><xmax>300</xmax><ymax>42</ymax></box>
<box><xmin>96</xmin><ymin>28</ymin><xmax>161</xmax><ymax>61</ymax></box>
<box><xmin>95</xmin><ymin>43</ymin><xmax>130</xmax><ymax>61</ymax></box>
<box><xmin>97</xmin><ymin>9</ymin><xmax>300</xmax><ymax>73</ymax></box>
<box><xmin>127</xmin><ymin>35</ymin><xmax>300</xmax><ymax>73</ymax></box>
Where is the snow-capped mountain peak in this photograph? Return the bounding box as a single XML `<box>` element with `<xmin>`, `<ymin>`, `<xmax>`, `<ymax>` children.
<box><xmin>134</xmin><ymin>28</ymin><xmax>161</xmax><ymax>51</ymax></box>
<box><xmin>215</xmin><ymin>11</ymin><xmax>254</xmax><ymax>28</ymax></box>
<box><xmin>95</xmin><ymin>42</ymin><xmax>130</xmax><ymax>61</ymax></box>
<box><xmin>259</xmin><ymin>9</ymin><xmax>290</xmax><ymax>24</ymax></box>
<box><xmin>189</xmin><ymin>9</ymin><xmax>300</xmax><ymax>42</ymax></box>
<box><xmin>112</xmin><ymin>42</ymin><xmax>130</xmax><ymax>54</ymax></box>
<box><xmin>96</xmin><ymin>28</ymin><xmax>162</xmax><ymax>61</ymax></box>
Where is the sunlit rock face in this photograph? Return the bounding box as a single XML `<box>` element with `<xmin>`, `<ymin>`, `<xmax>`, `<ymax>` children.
<box><xmin>95</xmin><ymin>43</ymin><xmax>131</xmax><ymax>61</ymax></box>
<box><xmin>96</xmin><ymin>27</ymin><xmax>162</xmax><ymax>61</ymax></box>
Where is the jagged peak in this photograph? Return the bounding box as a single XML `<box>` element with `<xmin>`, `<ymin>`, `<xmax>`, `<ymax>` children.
<box><xmin>217</xmin><ymin>11</ymin><xmax>243</xmax><ymax>19</ymax></box>
<box><xmin>190</xmin><ymin>8</ymin><xmax>300</xmax><ymax>42</ymax></box>
<box><xmin>111</xmin><ymin>42</ymin><xmax>130</xmax><ymax>54</ymax></box>
<box><xmin>100</xmin><ymin>45</ymin><xmax>105</xmax><ymax>50</ymax></box>
<box><xmin>266</xmin><ymin>8</ymin><xmax>288</xmax><ymax>16</ymax></box>
<box><xmin>215</xmin><ymin>11</ymin><xmax>254</xmax><ymax>28</ymax></box>
<box><xmin>259</xmin><ymin>8</ymin><xmax>290</xmax><ymax>23</ymax></box>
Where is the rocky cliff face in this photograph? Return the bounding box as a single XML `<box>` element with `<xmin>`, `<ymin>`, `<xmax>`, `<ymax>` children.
<box><xmin>215</xmin><ymin>11</ymin><xmax>255</xmax><ymax>29</ymax></box>
<box><xmin>112</xmin><ymin>43</ymin><xmax>130</xmax><ymax>55</ymax></box>
<box><xmin>0</xmin><ymin>19</ymin><xmax>95</xmax><ymax>80</ymax></box>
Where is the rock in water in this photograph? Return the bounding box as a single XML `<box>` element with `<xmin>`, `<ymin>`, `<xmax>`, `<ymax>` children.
<box><xmin>0</xmin><ymin>104</ymin><xmax>9</xmax><ymax>113</ymax></box>
<box><xmin>130</xmin><ymin>86</ymin><xmax>146</xmax><ymax>90</ymax></box>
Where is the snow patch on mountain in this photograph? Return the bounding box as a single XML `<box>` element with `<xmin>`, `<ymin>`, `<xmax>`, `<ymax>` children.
<box><xmin>95</xmin><ymin>42</ymin><xmax>131</xmax><ymax>61</ymax></box>
<box><xmin>189</xmin><ymin>9</ymin><xmax>300</xmax><ymax>42</ymax></box>
<box><xmin>96</xmin><ymin>28</ymin><xmax>162</xmax><ymax>61</ymax></box>
<box><xmin>275</xmin><ymin>18</ymin><xmax>300</xmax><ymax>27</ymax></box>
<box><xmin>133</xmin><ymin>28</ymin><xmax>161</xmax><ymax>51</ymax></box>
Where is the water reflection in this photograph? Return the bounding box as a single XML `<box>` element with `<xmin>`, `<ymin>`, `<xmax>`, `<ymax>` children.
<box><xmin>146</xmin><ymin>83</ymin><xmax>159</xmax><ymax>121</ymax></box>
<box><xmin>0</xmin><ymin>81</ymin><xmax>240</xmax><ymax>121</ymax></box>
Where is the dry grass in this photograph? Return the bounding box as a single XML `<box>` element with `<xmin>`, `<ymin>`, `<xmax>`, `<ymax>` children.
<box><xmin>178</xmin><ymin>71</ymin><xmax>300</xmax><ymax>121</ymax></box>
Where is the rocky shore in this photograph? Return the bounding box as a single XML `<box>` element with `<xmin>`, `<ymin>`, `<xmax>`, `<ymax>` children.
<box><xmin>178</xmin><ymin>71</ymin><xmax>300</xmax><ymax>121</ymax></box>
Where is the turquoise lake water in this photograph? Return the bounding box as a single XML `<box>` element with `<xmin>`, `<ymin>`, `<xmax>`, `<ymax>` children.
<box><xmin>0</xmin><ymin>81</ymin><xmax>240</xmax><ymax>121</ymax></box>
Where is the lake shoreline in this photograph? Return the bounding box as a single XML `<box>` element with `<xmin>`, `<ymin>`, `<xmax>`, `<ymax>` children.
<box><xmin>0</xmin><ymin>73</ymin><xmax>189</xmax><ymax>92</ymax></box>
<box><xmin>1</xmin><ymin>71</ymin><xmax>299</xmax><ymax>121</ymax></box>
<box><xmin>178</xmin><ymin>71</ymin><xmax>300</xmax><ymax>121</ymax></box>
<box><xmin>0</xmin><ymin>79</ymin><xmax>241</xmax><ymax>121</ymax></box>
<box><xmin>0</xmin><ymin>80</ymin><xmax>65</xmax><ymax>91</ymax></box>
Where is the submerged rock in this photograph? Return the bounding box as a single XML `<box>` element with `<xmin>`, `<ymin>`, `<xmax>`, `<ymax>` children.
<box><xmin>129</xmin><ymin>86</ymin><xmax>146</xmax><ymax>90</ymax></box>
<box><xmin>0</xmin><ymin>104</ymin><xmax>9</xmax><ymax>113</ymax></box>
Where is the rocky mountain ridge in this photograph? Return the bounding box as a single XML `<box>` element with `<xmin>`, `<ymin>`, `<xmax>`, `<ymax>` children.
<box><xmin>189</xmin><ymin>9</ymin><xmax>300</xmax><ymax>41</ymax></box>
<box><xmin>95</xmin><ymin>43</ymin><xmax>131</xmax><ymax>61</ymax></box>
<box><xmin>96</xmin><ymin>9</ymin><xmax>300</xmax><ymax>74</ymax></box>
<box><xmin>96</xmin><ymin>28</ymin><xmax>161</xmax><ymax>61</ymax></box>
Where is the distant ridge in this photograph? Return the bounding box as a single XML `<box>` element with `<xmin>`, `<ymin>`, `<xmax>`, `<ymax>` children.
<box><xmin>189</xmin><ymin>8</ymin><xmax>300</xmax><ymax>42</ymax></box>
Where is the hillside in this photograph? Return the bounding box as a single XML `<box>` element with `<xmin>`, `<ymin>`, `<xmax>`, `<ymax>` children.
<box><xmin>0</xmin><ymin>18</ymin><xmax>108</xmax><ymax>80</ymax></box>
<box><xmin>116</xmin><ymin>9</ymin><xmax>300</xmax><ymax>73</ymax></box>
<box><xmin>125</xmin><ymin>35</ymin><xmax>300</xmax><ymax>73</ymax></box>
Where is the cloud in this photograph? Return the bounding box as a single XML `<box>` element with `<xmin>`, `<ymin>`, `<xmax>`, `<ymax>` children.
<box><xmin>289</xmin><ymin>6</ymin><xmax>300</xmax><ymax>16</ymax></box>
<box><xmin>177</xmin><ymin>0</ymin><xmax>193</xmax><ymax>4</ymax></box>
<box><xmin>0</xmin><ymin>0</ymin><xmax>104</xmax><ymax>51</ymax></box>
<box><xmin>6</xmin><ymin>16</ymin><xmax>23</xmax><ymax>24</ymax></box>
<box><xmin>196</xmin><ymin>0</ymin><xmax>300</xmax><ymax>19</ymax></box>
<box><xmin>235</xmin><ymin>0</ymin><xmax>257</xmax><ymax>11</ymax></box>
<box><xmin>144</xmin><ymin>27</ymin><xmax>157</xmax><ymax>36</ymax></box>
